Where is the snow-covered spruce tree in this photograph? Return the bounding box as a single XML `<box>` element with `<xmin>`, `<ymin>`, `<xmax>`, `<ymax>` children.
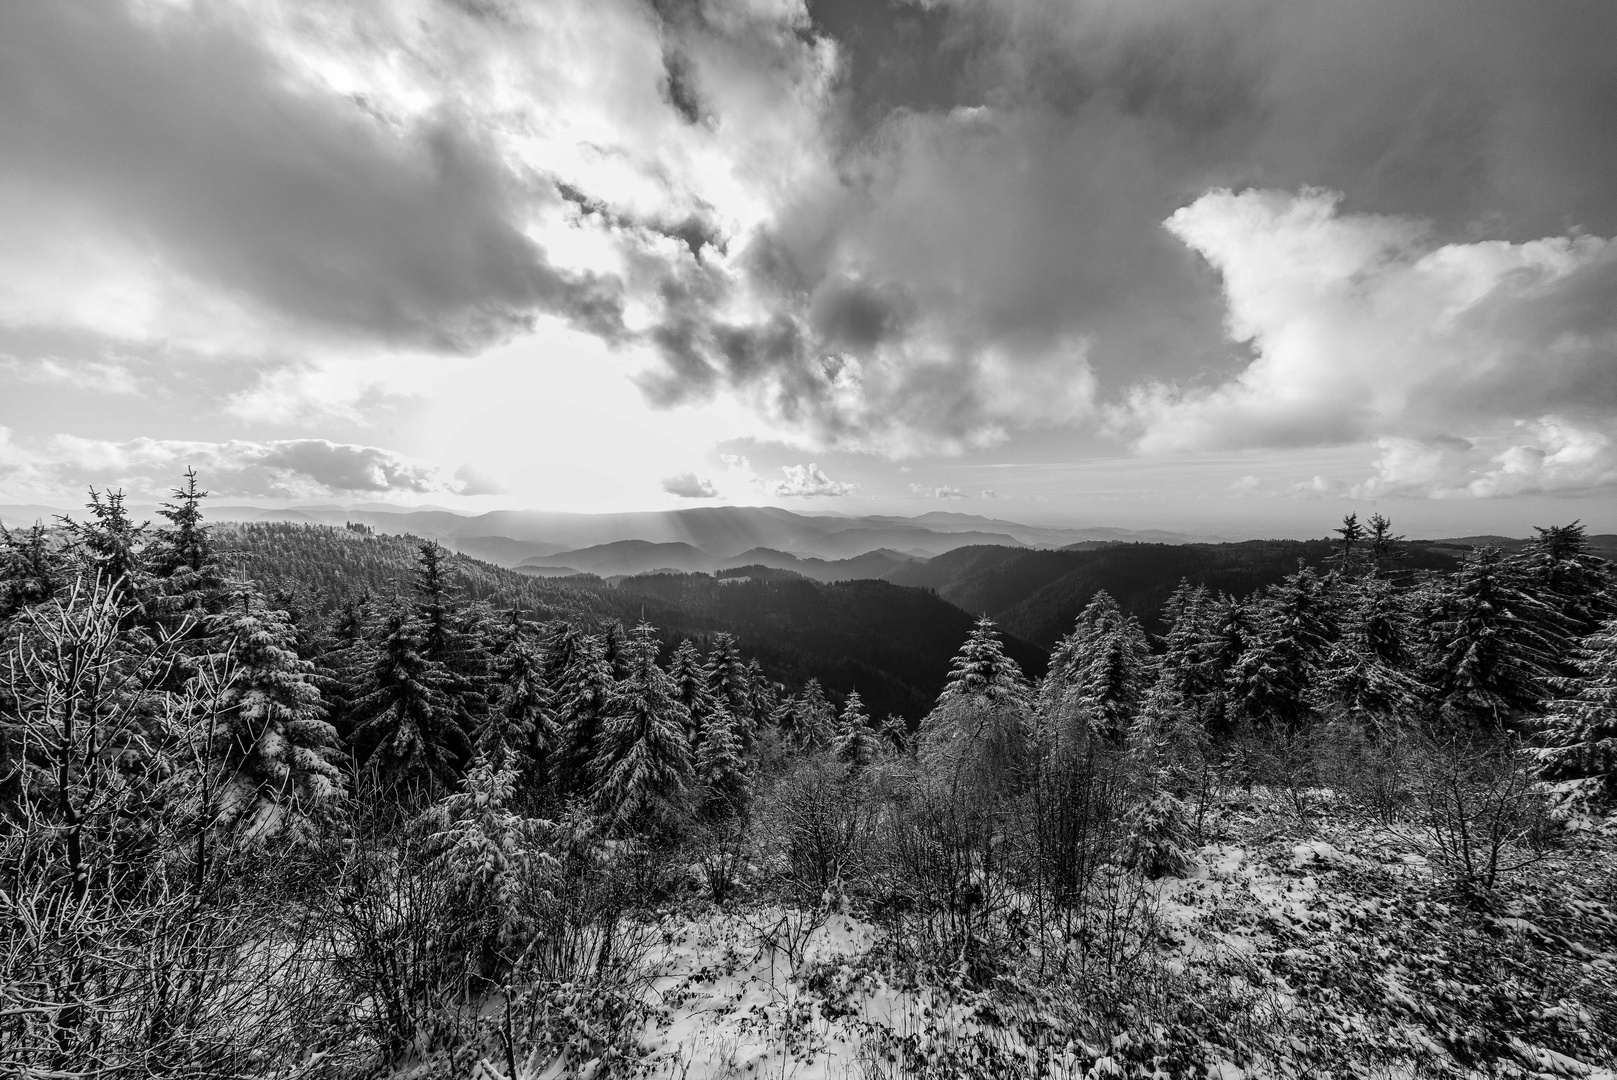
<box><xmin>939</xmin><ymin>615</ymin><xmax>1032</xmax><ymax>707</ymax></box>
<box><xmin>706</xmin><ymin>632</ymin><xmax>757</xmax><ymax>751</ymax></box>
<box><xmin>923</xmin><ymin>617</ymin><xmax>1033</xmax><ymax>786</ymax></box>
<box><xmin>666</xmin><ymin>637</ymin><xmax>715</xmax><ymax>747</ymax></box>
<box><xmin>420</xmin><ymin>752</ymin><xmax>548</xmax><ymax>984</ymax></box>
<box><xmin>1042</xmin><ymin>591</ymin><xmax>1152</xmax><ymax>748</ymax></box>
<box><xmin>1425</xmin><ymin>547</ymin><xmax>1567</xmax><ymax>733</ymax></box>
<box><xmin>788</xmin><ymin>678</ymin><xmax>836</xmax><ymax>751</ymax></box>
<box><xmin>1526</xmin><ymin>521</ymin><xmax>1615</xmax><ymax>641</ymax></box>
<box><xmin>349</xmin><ymin>609</ymin><xmax>466</xmax><ymax>798</ymax></box>
<box><xmin>1227</xmin><ymin>566</ymin><xmax>1337</xmax><ymax>734</ymax></box>
<box><xmin>694</xmin><ymin>704</ymin><xmax>750</xmax><ymax>820</ymax></box>
<box><xmin>206</xmin><ymin>584</ymin><xmax>343</xmax><ymax>842</ymax></box>
<box><xmin>593</xmin><ymin>622</ymin><xmax>694</xmax><ymax>836</ymax></box>
<box><xmin>544</xmin><ymin>623</ymin><xmax>616</xmax><ymax>799</ymax></box>
<box><xmin>833</xmin><ymin>690</ymin><xmax>879</xmax><ymax>773</ymax></box>
<box><xmin>479</xmin><ymin>611</ymin><xmax>553</xmax><ymax>782</ymax></box>
<box><xmin>1533</xmin><ymin>617</ymin><xmax>1617</xmax><ymax>814</ymax></box>
<box><xmin>411</xmin><ymin>541</ymin><xmax>492</xmax><ymax>742</ymax></box>
<box><xmin>1312</xmin><ymin>569</ymin><xmax>1425</xmax><ymax>733</ymax></box>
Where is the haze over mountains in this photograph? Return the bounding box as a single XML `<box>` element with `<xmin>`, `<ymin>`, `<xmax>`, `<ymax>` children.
<box><xmin>0</xmin><ymin>502</ymin><xmax>1213</xmax><ymax>566</ymax></box>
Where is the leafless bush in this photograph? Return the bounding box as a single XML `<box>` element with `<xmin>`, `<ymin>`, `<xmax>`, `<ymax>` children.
<box><xmin>1402</xmin><ymin>733</ymin><xmax>1557</xmax><ymax>902</ymax></box>
<box><xmin>752</xmin><ymin>753</ymin><xmax>876</xmax><ymax>905</ymax></box>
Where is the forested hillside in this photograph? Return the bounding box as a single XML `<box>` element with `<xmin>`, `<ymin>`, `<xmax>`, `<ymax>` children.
<box><xmin>5</xmin><ymin>485</ymin><xmax>1616</xmax><ymax>1079</ymax></box>
<box><xmin>889</xmin><ymin>536</ymin><xmax>1462</xmax><ymax>646</ymax></box>
<box><xmin>215</xmin><ymin>520</ymin><xmax>1042</xmax><ymax>722</ymax></box>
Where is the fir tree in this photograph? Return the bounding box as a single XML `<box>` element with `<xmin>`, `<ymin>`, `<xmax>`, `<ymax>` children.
<box><xmin>1330</xmin><ymin>512</ymin><xmax>1368</xmax><ymax>573</ymax></box>
<box><xmin>694</xmin><ymin>704</ymin><xmax>749</xmax><ymax>820</ymax></box>
<box><xmin>1367</xmin><ymin>513</ymin><xmax>1406</xmax><ymax>569</ymax></box>
<box><xmin>0</xmin><ymin>522</ymin><xmax>62</xmax><ymax>619</ymax></box>
<box><xmin>1525</xmin><ymin>521</ymin><xmax>1615</xmax><ymax>640</ymax></box>
<box><xmin>480</xmin><ymin>611</ymin><xmax>553</xmax><ymax>781</ymax></box>
<box><xmin>1313</xmin><ymin>571</ymin><xmax>1423</xmax><ymax>731</ymax></box>
<box><xmin>1042</xmin><ymin>592</ymin><xmax>1151</xmax><ymax>745</ymax></box>
<box><xmin>666</xmin><ymin>637</ymin><xmax>715</xmax><ymax>745</ymax></box>
<box><xmin>706</xmin><ymin>632</ymin><xmax>756</xmax><ymax>749</ymax></box>
<box><xmin>58</xmin><ymin>489</ymin><xmax>149</xmax><ymax>606</ymax></box>
<box><xmin>937</xmin><ymin>616</ymin><xmax>1030</xmax><ymax>707</ymax></box>
<box><xmin>593</xmin><ymin>622</ymin><xmax>693</xmax><ymax>835</ymax></box>
<box><xmin>349</xmin><ymin>609</ymin><xmax>465</xmax><ymax>797</ymax></box>
<box><xmin>788</xmin><ymin>678</ymin><xmax>836</xmax><ymax>751</ymax></box>
<box><xmin>1228</xmin><ymin>567</ymin><xmax>1336</xmax><ymax>733</ymax></box>
<box><xmin>1426</xmin><ymin>547</ymin><xmax>1567</xmax><ymax>732</ymax></box>
<box><xmin>833</xmin><ymin>690</ymin><xmax>879</xmax><ymax>773</ymax></box>
<box><xmin>207</xmin><ymin>584</ymin><xmax>343</xmax><ymax>841</ymax></box>
<box><xmin>1534</xmin><ymin>617</ymin><xmax>1617</xmax><ymax>812</ymax></box>
<box><xmin>545</xmin><ymin>624</ymin><xmax>615</xmax><ymax>798</ymax></box>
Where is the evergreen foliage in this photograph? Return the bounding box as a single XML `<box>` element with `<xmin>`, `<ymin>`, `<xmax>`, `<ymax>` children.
<box><xmin>833</xmin><ymin>690</ymin><xmax>879</xmax><ymax>773</ymax></box>
<box><xmin>206</xmin><ymin>583</ymin><xmax>344</xmax><ymax>841</ymax></box>
<box><xmin>1534</xmin><ymin>618</ymin><xmax>1617</xmax><ymax>812</ymax></box>
<box><xmin>348</xmin><ymin>609</ymin><xmax>465</xmax><ymax>797</ymax></box>
<box><xmin>593</xmin><ymin>622</ymin><xmax>693</xmax><ymax>835</ymax></box>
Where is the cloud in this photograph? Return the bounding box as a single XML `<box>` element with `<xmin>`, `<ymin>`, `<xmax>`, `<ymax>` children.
<box><xmin>661</xmin><ymin>472</ymin><xmax>718</xmax><ymax>498</ymax></box>
<box><xmin>909</xmin><ymin>483</ymin><xmax>966</xmax><ymax>500</ymax></box>
<box><xmin>0</xmin><ymin>1</ymin><xmax>633</xmax><ymax>357</ymax></box>
<box><xmin>0</xmin><ymin>353</ymin><xmax>141</xmax><ymax>395</ymax></box>
<box><xmin>1108</xmin><ymin>188</ymin><xmax>1617</xmax><ymax>470</ymax></box>
<box><xmin>770</xmin><ymin>463</ymin><xmax>854</xmax><ymax>497</ymax></box>
<box><xmin>1358</xmin><ymin>418</ymin><xmax>1617</xmax><ymax>499</ymax></box>
<box><xmin>0</xmin><ymin>430</ymin><xmax>459</xmax><ymax>502</ymax></box>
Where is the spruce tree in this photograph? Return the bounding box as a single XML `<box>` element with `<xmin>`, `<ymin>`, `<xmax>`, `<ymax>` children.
<box><xmin>706</xmin><ymin>632</ymin><xmax>756</xmax><ymax>750</ymax></box>
<box><xmin>833</xmin><ymin>690</ymin><xmax>879</xmax><ymax>773</ymax></box>
<box><xmin>349</xmin><ymin>609</ymin><xmax>465</xmax><ymax>797</ymax></box>
<box><xmin>1313</xmin><ymin>571</ymin><xmax>1423</xmax><ymax>731</ymax></box>
<box><xmin>1042</xmin><ymin>592</ymin><xmax>1151</xmax><ymax>745</ymax></box>
<box><xmin>545</xmin><ymin>624</ymin><xmax>615</xmax><ymax>797</ymax></box>
<box><xmin>789</xmin><ymin>678</ymin><xmax>837</xmax><ymax>751</ymax></box>
<box><xmin>666</xmin><ymin>638</ymin><xmax>715</xmax><ymax>746</ymax></box>
<box><xmin>0</xmin><ymin>522</ymin><xmax>61</xmax><ymax>619</ymax></box>
<box><xmin>1526</xmin><ymin>521</ymin><xmax>1615</xmax><ymax>641</ymax></box>
<box><xmin>480</xmin><ymin>611</ymin><xmax>553</xmax><ymax>782</ymax></box>
<box><xmin>938</xmin><ymin>616</ymin><xmax>1030</xmax><ymax>707</ymax></box>
<box><xmin>58</xmin><ymin>489</ymin><xmax>150</xmax><ymax>607</ymax></box>
<box><xmin>694</xmin><ymin>704</ymin><xmax>750</xmax><ymax>820</ymax></box>
<box><xmin>1228</xmin><ymin>567</ymin><xmax>1336</xmax><ymax>733</ymax></box>
<box><xmin>1534</xmin><ymin>617</ymin><xmax>1617</xmax><ymax>812</ymax></box>
<box><xmin>207</xmin><ymin>584</ymin><xmax>344</xmax><ymax>841</ymax></box>
<box><xmin>593</xmin><ymin>622</ymin><xmax>693</xmax><ymax>835</ymax></box>
<box><xmin>1426</xmin><ymin>547</ymin><xmax>1567</xmax><ymax>732</ymax></box>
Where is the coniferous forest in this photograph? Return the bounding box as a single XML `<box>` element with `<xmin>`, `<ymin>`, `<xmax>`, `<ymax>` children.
<box><xmin>3</xmin><ymin>476</ymin><xmax>1616</xmax><ymax>1078</ymax></box>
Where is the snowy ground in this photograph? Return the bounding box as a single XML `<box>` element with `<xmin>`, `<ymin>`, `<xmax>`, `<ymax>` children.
<box><xmin>399</xmin><ymin>792</ymin><xmax>1617</xmax><ymax>1079</ymax></box>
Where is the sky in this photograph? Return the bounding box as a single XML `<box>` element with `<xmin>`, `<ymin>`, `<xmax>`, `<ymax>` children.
<box><xmin>1</xmin><ymin>0</ymin><xmax>1615</xmax><ymax>538</ymax></box>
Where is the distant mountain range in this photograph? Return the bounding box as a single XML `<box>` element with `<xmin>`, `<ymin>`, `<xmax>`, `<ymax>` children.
<box><xmin>0</xmin><ymin>501</ymin><xmax>1218</xmax><ymax>563</ymax></box>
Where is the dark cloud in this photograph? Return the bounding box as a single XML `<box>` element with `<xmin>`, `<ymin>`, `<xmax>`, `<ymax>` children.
<box><xmin>0</xmin><ymin>1</ymin><xmax>624</xmax><ymax>354</ymax></box>
<box><xmin>633</xmin><ymin>0</ymin><xmax>1617</xmax><ymax>452</ymax></box>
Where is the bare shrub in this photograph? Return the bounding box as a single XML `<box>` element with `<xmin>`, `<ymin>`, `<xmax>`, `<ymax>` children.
<box><xmin>1398</xmin><ymin>732</ymin><xmax>1557</xmax><ymax>902</ymax></box>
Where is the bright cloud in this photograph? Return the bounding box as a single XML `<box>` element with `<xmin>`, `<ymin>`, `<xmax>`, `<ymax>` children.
<box><xmin>0</xmin><ymin>429</ymin><xmax>458</xmax><ymax>502</ymax></box>
<box><xmin>661</xmin><ymin>472</ymin><xmax>718</xmax><ymax>498</ymax></box>
<box><xmin>909</xmin><ymin>483</ymin><xmax>966</xmax><ymax>500</ymax></box>
<box><xmin>1109</xmin><ymin>187</ymin><xmax>1617</xmax><ymax>496</ymax></box>
<box><xmin>770</xmin><ymin>463</ymin><xmax>854</xmax><ymax>498</ymax></box>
